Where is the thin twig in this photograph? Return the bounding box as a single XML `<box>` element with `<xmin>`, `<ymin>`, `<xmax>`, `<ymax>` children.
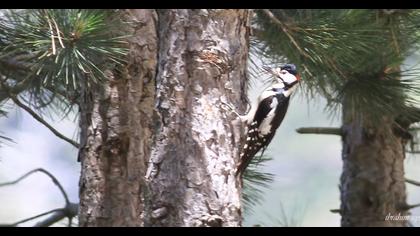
<box><xmin>406</xmin><ymin>151</ymin><xmax>420</xmax><ymax>154</ymax></box>
<box><xmin>261</xmin><ymin>9</ymin><xmax>311</xmax><ymax>59</ymax></box>
<box><xmin>9</xmin><ymin>208</ymin><xmax>63</xmax><ymax>226</ymax></box>
<box><xmin>12</xmin><ymin>97</ymin><xmax>79</xmax><ymax>148</ymax></box>
<box><xmin>406</xmin><ymin>178</ymin><xmax>420</xmax><ymax>186</ymax></box>
<box><xmin>296</xmin><ymin>127</ymin><xmax>342</xmax><ymax>136</ymax></box>
<box><xmin>0</xmin><ymin>202</ymin><xmax>78</xmax><ymax>227</ymax></box>
<box><xmin>0</xmin><ymin>80</ymin><xmax>79</xmax><ymax>148</ymax></box>
<box><xmin>398</xmin><ymin>203</ymin><xmax>420</xmax><ymax>211</ymax></box>
<box><xmin>406</xmin><ymin>204</ymin><xmax>420</xmax><ymax>210</ymax></box>
<box><xmin>0</xmin><ymin>168</ymin><xmax>70</xmax><ymax>205</ymax></box>
<box><xmin>0</xmin><ymin>168</ymin><xmax>78</xmax><ymax>227</ymax></box>
<box><xmin>34</xmin><ymin>203</ymin><xmax>78</xmax><ymax>227</ymax></box>
<box><xmin>330</xmin><ymin>209</ymin><xmax>341</xmax><ymax>214</ymax></box>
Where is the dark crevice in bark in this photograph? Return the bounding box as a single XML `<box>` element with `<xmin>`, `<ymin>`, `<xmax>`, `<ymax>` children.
<box><xmin>78</xmin><ymin>9</ymin><xmax>158</xmax><ymax>227</ymax></box>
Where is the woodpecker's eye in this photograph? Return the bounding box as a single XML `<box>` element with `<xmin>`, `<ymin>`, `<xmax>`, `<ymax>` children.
<box><xmin>280</xmin><ymin>71</ymin><xmax>287</xmax><ymax>75</ymax></box>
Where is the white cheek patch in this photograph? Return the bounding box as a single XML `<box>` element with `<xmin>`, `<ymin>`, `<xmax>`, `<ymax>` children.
<box><xmin>281</xmin><ymin>72</ymin><xmax>298</xmax><ymax>84</ymax></box>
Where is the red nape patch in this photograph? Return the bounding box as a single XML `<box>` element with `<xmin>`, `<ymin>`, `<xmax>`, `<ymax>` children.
<box><xmin>296</xmin><ymin>74</ymin><xmax>301</xmax><ymax>81</ymax></box>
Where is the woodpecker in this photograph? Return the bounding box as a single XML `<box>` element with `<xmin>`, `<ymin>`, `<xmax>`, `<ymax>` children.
<box><xmin>236</xmin><ymin>64</ymin><xmax>301</xmax><ymax>177</ymax></box>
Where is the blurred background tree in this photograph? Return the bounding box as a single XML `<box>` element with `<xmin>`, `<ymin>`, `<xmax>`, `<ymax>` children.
<box><xmin>254</xmin><ymin>9</ymin><xmax>420</xmax><ymax>226</ymax></box>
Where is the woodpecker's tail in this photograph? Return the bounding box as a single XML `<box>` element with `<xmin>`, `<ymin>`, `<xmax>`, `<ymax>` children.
<box><xmin>236</xmin><ymin>152</ymin><xmax>253</xmax><ymax>177</ymax></box>
<box><xmin>236</xmin><ymin>121</ymin><xmax>264</xmax><ymax>177</ymax></box>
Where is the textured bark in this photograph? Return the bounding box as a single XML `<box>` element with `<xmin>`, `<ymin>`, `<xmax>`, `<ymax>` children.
<box><xmin>340</xmin><ymin>106</ymin><xmax>409</xmax><ymax>226</ymax></box>
<box><xmin>144</xmin><ymin>9</ymin><xmax>249</xmax><ymax>227</ymax></box>
<box><xmin>78</xmin><ymin>9</ymin><xmax>249</xmax><ymax>227</ymax></box>
<box><xmin>78</xmin><ymin>9</ymin><xmax>158</xmax><ymax>226</ymax></box>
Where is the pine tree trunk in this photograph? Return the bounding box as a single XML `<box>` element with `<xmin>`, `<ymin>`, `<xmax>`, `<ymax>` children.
<box><xmin>78</xmin><ymin>9</ymin><xmax>158</xmax><ymax>226</ymax></box>
<box><xmin>340</xmin><ymin>105</ymin><xmax>409</xmax><ymax>226</ymax></box>
<box><xmin>143</xmin><ymin>9</ymin><xmax>249</xmax><ymax>227</ymax></box>
<box><xmin>78</xmin><ymin>9</ymin><xmax>249</xmax><ymax>227</ymax></box>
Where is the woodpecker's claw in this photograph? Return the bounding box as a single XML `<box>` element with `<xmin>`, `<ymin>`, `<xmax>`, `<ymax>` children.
<box><xmin>220</xmin><ymin>101</ymin><xmax>248</xmax><ymax>123</ymax></box>
<box><xmin>221</xmin><ymin>101</ymin><xmax>240</xmax><ymax>117</ymax></box>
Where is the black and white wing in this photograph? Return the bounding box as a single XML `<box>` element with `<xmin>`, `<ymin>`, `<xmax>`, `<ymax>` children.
<box><xmin>236</xmin><ymin>94</ymin><xmax>290</xmax><ymax>177</ymax></box>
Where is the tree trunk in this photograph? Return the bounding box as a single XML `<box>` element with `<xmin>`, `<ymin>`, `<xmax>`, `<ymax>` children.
<box><xmin>143</xmin><ymin>9</ymin><xmax>249</xmax><ymax>227</ymax></box>
<box><xmin>78</xmin><ymin>9</ymin><xmax>158</xmax><ymax>226</ymax></box>
<box><xmin>78</xmin><ymin>9</ymin><xmax>249</xmax><ymax>227</ymax></box>
<box><xmin>340</xmin><ymin>105</ymin><xmax>409</xmax><ymax>226</ymax></box>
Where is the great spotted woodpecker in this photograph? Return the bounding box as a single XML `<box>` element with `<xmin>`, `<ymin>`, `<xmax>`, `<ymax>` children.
<box><xmin>236</xmin><ymin>64</ymin><xmax>301</xmax><ymax>177</ymax></box>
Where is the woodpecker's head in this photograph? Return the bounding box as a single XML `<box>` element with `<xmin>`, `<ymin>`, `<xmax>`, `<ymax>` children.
<box><xmin>263</xmin><ymin>64</ymin><xmax>301</xmax><ymax>89</ymax></box>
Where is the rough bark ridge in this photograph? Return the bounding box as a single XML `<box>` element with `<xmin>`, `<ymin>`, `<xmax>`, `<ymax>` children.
<box><xmin>340</xmin><ymin>111</ymin><xmax>408</xmax><ymax>226</ymax></box>
<box><xmin>144</xmin><ymin>9</ymin><xmax>249</xmax><ymax>227</ymax></box>
<box><xmin>78</xmin><ymin>10</ymin><xmax>158</xmax><ymax>226</ymax></box>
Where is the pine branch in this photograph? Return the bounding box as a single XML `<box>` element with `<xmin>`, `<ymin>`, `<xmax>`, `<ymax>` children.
<box><xmin>34</xmin><ymin>203</ymin><xmax>78</xmax><ymax>227</ymax></box>
<box><xmin>398</xmin><ymin>203</ymin><xmax>420</xmax><ymax>211</ymax></box>
<box><xmin>330</xmin><ymin>209</ymin><xmax>341</xmax><ymax>214</ymax></box>
<box><xmin>0</xmin><ymin>202</ymin><xmax>78</xmax><ymax>227</ymax></box>
<box><xmin>296</xmin><ymin>127</ymin><xmax>342</xmax><ymax>135</ymax></box>
<box><xmin>261</xmin><ymin>9</ymin><xmax>311</xmax><ymax>59</ymax></box>
<box><xmin>406</xmin><ymin>204</ymin><xmax>420</xmax><ymax>210</ymax></box>
<box><xmin>406</xmin><ymin>151</ymin><xmax>420</xmax><ymax>154</ymax></box>
<box><xmin>0</xmin><ymin>9</ymin><xmax>128</xmax><ymax>93</ymax></box>
<box><xmin>406</xmin><ymin>178</ymin><xmax>420</xmax><ymax>186</ymax></box>
<box><xmin>0</xmin><ymin>168</ymin><xmax>70</xmax><ymax>205</ymax></box>
<box><xmin>11</xmin><ymin>95</ymin><xmax>79</xmax><ymax>148</ymax></box>
<box><xmin>0</xmin><ymin>208</ymin><xmax>63</xmax><ymax>227</ymax></box>
<box><xmin>0</xmin><ymin>79</ymin><xmax>79</xmax><ymax>148</ymax></box>
<box><xmin>0</xmin><ymin>168</ymin><xmax>78</xmax><ymax>227</ymax></box>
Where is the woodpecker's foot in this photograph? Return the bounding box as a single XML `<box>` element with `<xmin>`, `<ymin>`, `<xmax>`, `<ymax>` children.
<box><xmin>221</xmin><ymin>101</ymin><xmax>244</xmax><ymax>120</ymax></box>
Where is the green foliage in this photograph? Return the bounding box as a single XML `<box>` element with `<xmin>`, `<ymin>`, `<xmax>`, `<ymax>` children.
<box><xmin>258</xmin><ymin>201</ymin><xmax>306</xmax><ymax>227</ymax></box>
<box><xmin>242</xmin><ymin>155</ymin><xmax>274</xmax><ymax>213</ymax></box>
<box><xmin>254</xmin><ymin>9</ymin><xmax>420</xmax><ymax>125</ymax></box>
<box><xmin>0</xmin><ymin>9</ymin><xmax>128</xmax><ymax>114</ymax></box>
